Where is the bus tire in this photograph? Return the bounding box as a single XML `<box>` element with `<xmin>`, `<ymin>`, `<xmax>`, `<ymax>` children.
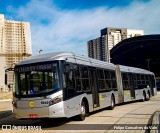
<box><xmin>109</xmin><ymin>95</ymin><xmax>115</xmax><ymax>110</ymax></box>
<box><xmin>77</xmin><ymin>101</ymin><xmax>86</xmax><ymax>121</ymax></box>
<box><xmin>141</xmin><ymin>91</ymin><xmax>146</xmax><ymax>102</ymax></box>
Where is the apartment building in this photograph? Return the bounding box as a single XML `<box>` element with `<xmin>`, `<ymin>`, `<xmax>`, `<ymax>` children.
<box><xmin>88</xmin><ymin>27</ymin><xmax>144</xmax><ymax>62</ymax></box>
<box><xmin>88</xmin><ymin>37</ymin><xmax>101</xmax><ymax>60</ymax></box>
<box><xmin>0</xmin><ymin>14</ymin><xmax>32</xmax><ymax>91</ymax></box>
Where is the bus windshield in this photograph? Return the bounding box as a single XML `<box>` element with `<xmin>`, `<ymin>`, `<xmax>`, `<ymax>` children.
<box><xmin>14</xmin><ymin>63</ymin><xmax>60</xmax><ymax>96</ymax></box>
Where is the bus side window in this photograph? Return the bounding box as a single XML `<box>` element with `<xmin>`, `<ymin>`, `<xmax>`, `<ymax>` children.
<box><xmin>110</xmin><ymin>71</ymin><xmax>117</xmax><ymax>89</ymax></box>
<box><xmin>80</xmin><ymin>66</ymin><xmax>90</xmax><ymax>92</ymax></box>
<box><xmin>122</xmin><ymin>73</ymin><xmax>130</xmax><ymax>90</ymax></box>
<box><xmin>97</xmin><ymin>69</ymin><xmax>105</xmax><ymax>91</ymax></box>
<box><xmin>104</xmin><ymin>70</ymin><xmax>111</xmax><ymax>90</ymax></box>
<box><xmin>133</xmin><ymin>74</ymin><xmax>138</xmax><ymax>88</ymax></box>
<box><xmin>64</xmin><ymin>64</ymin><xmax>76</xmax><ymax>98</ymax></box>
<box><xmin>65</xmin><ymin>64</ymin><xmax>74</xmax><ymax>87</ymax></box>
<box><xmin>74</xmin><ymin>65</ymin><xmax>82</xmax><ymax>92</ymax></box>
<box><xmin>137</xmin><ymin>74</ymin><xmax>142</xmax><ymax>88</ymax></box>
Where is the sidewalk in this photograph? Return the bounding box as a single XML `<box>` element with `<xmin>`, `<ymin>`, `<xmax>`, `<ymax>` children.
<box><xmin>0</xmin><ymin>92</ymin><xmax>12</xmax><ymax>119</ymax></box>
<box><xmin>0</xmin><ymin>91</ymin><xmax>12</xmax><ymax>101</ymax></box>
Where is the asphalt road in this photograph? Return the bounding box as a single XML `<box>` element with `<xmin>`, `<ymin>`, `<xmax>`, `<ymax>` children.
<box><xmin>0</xmin><ymin>93</ymin><xmax>160</xmax><ymax>132</ymax></box>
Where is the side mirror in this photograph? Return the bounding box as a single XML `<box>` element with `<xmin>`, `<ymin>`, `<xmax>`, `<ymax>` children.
<box><xmin>5</xmin><ymin>73</ymin><xmax>7</xmax><ymax>85</ymax></box>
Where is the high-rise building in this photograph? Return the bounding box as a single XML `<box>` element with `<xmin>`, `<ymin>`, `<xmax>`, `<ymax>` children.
<box><xmin>88</xmin><ymin>37</ymin><xmax>102</xmax><ymax>60</ymax></box>
<box><xmin>88</xmin><ymin>27</ymin><xmax>144</xmax><ymax>62</ymax></box>
<box><xmin>0</xmin><ymin>14</ymin><xmax>32</xmax><ymax>91</ymax></box>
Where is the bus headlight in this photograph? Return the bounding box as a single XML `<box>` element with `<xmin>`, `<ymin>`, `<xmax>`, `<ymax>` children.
<box><xmin>49</xmin><ymin>94</ymin><xmax>62</xmax><ymax>106</ymax></box>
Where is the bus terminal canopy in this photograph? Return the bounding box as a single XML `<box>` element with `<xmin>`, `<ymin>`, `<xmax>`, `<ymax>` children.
<box><xmin>110</xmin><ymin>34</ymin><xmax>160</xmax><ymax>77</ymax></box>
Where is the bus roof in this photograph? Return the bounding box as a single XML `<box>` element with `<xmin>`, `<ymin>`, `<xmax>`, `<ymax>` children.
<box><xmin>16</xmin><ymin>52</ymin><xmax>115</xmax><ymax>70</ymax></box>
<box><xmin>16</xmin><ymin>51</ymin><xmax>153</xmax><ymax>75</ymax></box>
<box><xmin>119</xmin><ymin>65</ymin><xmax>154</xmax><ymax>75</ymax></box>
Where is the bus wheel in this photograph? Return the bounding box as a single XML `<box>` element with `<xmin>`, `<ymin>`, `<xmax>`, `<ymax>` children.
<box><xmin>109</xmin><ymin>95</ymin><xmax>115</xmax><ymax>110</ymax></box>
<box><xmin>77</xmin><ymin>101</ymin><xmax>86</xmax><ymax>121</ymax></box>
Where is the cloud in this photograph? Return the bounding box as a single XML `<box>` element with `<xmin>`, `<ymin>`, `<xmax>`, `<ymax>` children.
<box><xmin>7</xmin><ymin>0</ymin><xmax>160</xmax><ymax>55</ymax></box>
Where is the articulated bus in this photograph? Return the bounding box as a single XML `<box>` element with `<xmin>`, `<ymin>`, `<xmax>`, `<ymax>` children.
<box><xmin>8</xmin><ymin>52</ymin><xmax>157</xmax><ymax>120</ymax></box>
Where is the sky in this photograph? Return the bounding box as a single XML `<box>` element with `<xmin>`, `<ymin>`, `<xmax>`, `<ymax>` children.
<box><xmin>0</xmin><ymin>0</ymin><xmax>159</xmax><ymax>55</ymax></box>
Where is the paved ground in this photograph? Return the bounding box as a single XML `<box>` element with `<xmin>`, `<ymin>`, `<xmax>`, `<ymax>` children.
<box><xmin>0</xmin><ymin>92</ymin><xmax>12</xmax><ymax>100</ymax></box>
<box><xmin>0</xmin><ymin>93</ymin><xmax>160</xmax><ymax>133</ymax></box>
<box><xmin>0</xmin><ymin>101</ymin><xmax>12</xmax><ymax>119</ymax></box>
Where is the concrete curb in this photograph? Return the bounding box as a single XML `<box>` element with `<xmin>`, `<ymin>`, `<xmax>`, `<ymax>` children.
<box><xmin>150</xmin><ymin>110</ymin><xmax>160</xmax><ymax>133</ymax></box>
<box><xmin>0</xmin><ymin>110</ymin><xmax>12</xmax><ymax>119</ymax></box>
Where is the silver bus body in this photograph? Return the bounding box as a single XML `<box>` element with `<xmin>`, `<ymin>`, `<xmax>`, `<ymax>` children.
<box><xmin>12</xmin><ymin>52</ymin><xmax>157</xmax><ymax>119</ymax></box>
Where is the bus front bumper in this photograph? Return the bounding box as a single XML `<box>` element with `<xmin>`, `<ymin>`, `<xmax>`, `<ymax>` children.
<box><xmin>13</xmin><ymin>102</ymin><xmax>65</xmax><ymax>119</ymax></box>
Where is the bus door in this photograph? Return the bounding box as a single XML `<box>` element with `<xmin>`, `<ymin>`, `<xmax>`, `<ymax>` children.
<box><xmin>129</xmin><ymin>74</ymin><xmax>135</xmax><ymax>99</ymax></box>
<box><xmin>90</xmin><ymin>69</ymin><xmax>99</xmax><ymax>108</ymax></box>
